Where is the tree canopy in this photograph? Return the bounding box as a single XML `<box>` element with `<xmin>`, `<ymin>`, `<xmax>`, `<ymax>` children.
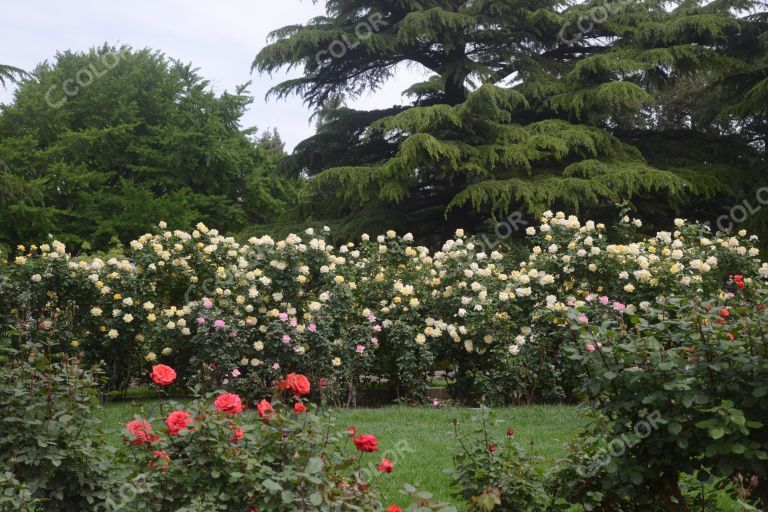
<box><xmin>254</xmin><ymin>0</ymin><xmax>768</xmax><ymax>240</ymax></box>
<box><xmin>0</xmin><ymin>45</ymin><xmax>298</xmax><ymax>251</ymax></box>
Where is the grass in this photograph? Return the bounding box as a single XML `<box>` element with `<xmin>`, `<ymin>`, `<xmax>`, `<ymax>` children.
<box><xmin>95</xmin><ymin>402</ymin><xmax>743</xmax><ymax>511</ymax></box>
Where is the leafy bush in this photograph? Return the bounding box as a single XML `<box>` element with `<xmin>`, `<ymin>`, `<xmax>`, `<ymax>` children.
<box><xmin>0</xmin><ymin>340</ymin><xmax>114</xmax><ymax>511</ymax></box>
<box><xmin>119</xmin><ymin>368</ymin><xmax>456</xmax><ymax>512</ymax></box>
<box><xmin>448</xmin><ymin>408</ymin><xmax>545</xmax><ymax>511</ymax></box>
<box><xmin>2</xmin><ymin>213</ymin><xmax>765</xmax><ymax>404</ymax></box>
<box><xmin>548</xmin><ymin>275</ymin><xmax>768</xmax><ymax>510</ymax></box>
<box><xmin>0</xmin><ymin>471</ymin><xmax>41</xmax><ymax>512</ymax></box>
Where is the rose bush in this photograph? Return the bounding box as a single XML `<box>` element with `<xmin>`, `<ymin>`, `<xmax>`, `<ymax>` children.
<box><xmin>116</xmin><ymin>368</ymin><xmax>455</xmax><ymax>511</ymax></box>
<box><xmin>448</xmin><ymin>407</ymin><xmax>546</xmax><ymax>511</ymax></box>
<box><xmin>544</xmin><ymin>276</ymin><xmax>768</xmax><ymax>510</ymax></box>
<box><xmin>1</xmin><ymin>214</ymin><xmax>765</xmax><ymax>403</ymax></box>
<box><xmin>0</xmin><ymin>338</ymin><xmax>455</xmax><ymax>511</ymax></box>
<box><xmin>0</xmin><ymin>339</ymin><xmax>114</xmax><ymax>512</ymax></box>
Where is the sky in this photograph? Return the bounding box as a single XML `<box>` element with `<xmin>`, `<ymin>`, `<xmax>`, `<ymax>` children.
<box><xmin>0</xmin><ymin>0</ymin><xmax>429</xmax><ymax>151</ymax></box>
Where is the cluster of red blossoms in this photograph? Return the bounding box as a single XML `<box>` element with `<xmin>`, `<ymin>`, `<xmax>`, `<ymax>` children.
<box><xmin>346</xmin><ymin>428</ymin><xmax>394</xmax><ymax>472</ymax></box>
<box><xmin>130</xmin><ymin>365</ymin><xmax>398</xmax><ymax>506</ymax></box>
<box><xmin>733</xmin><ymin>274</ymin><xmax>745</xmax><ymax>289</ymax></box>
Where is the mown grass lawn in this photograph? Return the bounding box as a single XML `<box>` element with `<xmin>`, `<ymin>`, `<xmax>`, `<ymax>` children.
<box><xmin>95</xmin><ymin>402</ymin><xmax>742</xmax><ymax>511</ymax></box>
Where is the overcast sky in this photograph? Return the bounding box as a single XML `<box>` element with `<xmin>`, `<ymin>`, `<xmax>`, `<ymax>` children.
<box><xmin>0</xmin><ymin>0</ymin><xmax>429</xmax><ymax>151</ymax></box>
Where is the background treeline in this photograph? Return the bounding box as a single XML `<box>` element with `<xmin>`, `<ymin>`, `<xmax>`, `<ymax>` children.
<box><xmin>2</xmin><ymin>0</ymin><xmax>768</xmax><ymax>252</ymax></box>
<box><xmin>0</xmin><ymin>46</ymin><xmax>300</xmax><ymax>252</ymax></box>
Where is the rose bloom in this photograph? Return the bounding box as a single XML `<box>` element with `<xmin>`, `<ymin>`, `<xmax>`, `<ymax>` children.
<box><xmin>293</xmin><ymin>402</ymin><xmax>307</xmax><ymax>414</ymax></box>
<box><xmin>229</xmin><ymin>425</ymin><xmax>244</xmax><ymax>444</ymax></box>
<box><xmin>125</xmin><ymin>419</ymin><xmax>159</xmax><ymax>446</ymax></box>
<box><xmin>256</xmin><ymin>399</ymin><xmax>273</xmax><ymax>419</ymax></box>
<box><xmin>214</xmin><ymin>393</ymin><xmax>243</xmax><ymax>414</ymax></box>
<box><xmin>283</xmin><ymin>373</ymin><xmax>311</xmax><ymax>397</ymax></box>
<box><xmin>353</xmin><ymin>433</ymin><xmax>379</xmax><ymax>452</ymax></box>
<box><xmin>150</xmin><ymin>364</ymin><xmax>176</xmax><ymax>386</ymax></box>
<box><xmin>387</xmin><ymin>505</ymin><xmax>403</xmax><ymax>512</ymax></box>
<box><xmin>377</xmin><ymin>458</ymin><xmax>394</xmax><ymax>473</ymax></box>
<box><xmin>165</xmin><ymin>410</ymin><xmax>192</xmax><ymax>436</ymax></box>
<box><xmin>151</xmin><ymin>450</ymin><xmax>171</xmax><ymax>472</ymax></box>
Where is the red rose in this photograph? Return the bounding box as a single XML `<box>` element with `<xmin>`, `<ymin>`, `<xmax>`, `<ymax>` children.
<box><xmin>214</xmin><ymin>393</ymin><xmax>243</xmax><ymax>414</ymax></box>
<box><xmin>733</xmin><ymin>274</ymin><xmax>744</xmax><ymax>282</ymax></box>
<box><xmin>256</xmin><ymin>399</ymin><xmax>273</xmax><ymax>419</ymax></box>
<box><xmin>737</xmin><ymin>281</ymin><xmax>745</xmax><ymax>289</ymax></box>
<box><xmin>353</xmin><ymin>433</ymin><xmax>378</xmax><ymax>452</ymax></box>
<box><xmin>294</xmin><ymin>402</ymin><xmax>307</xmax><ymax>414</ymax></box>
<box><xmin>506</xmin><ymin>428</ymin><xmax>514</xmax><ymax>437</ymax></box>
<box><xmin>718</xmin><ymin>308</ymin><xmax>729</xmax><ymax>318</ymax></box>
<box><xmin>229</xmin><ymin>424</ymin><xmax>244</xmax><ymax>443</ymax></box>
<box><xmin>150</xmin><ymin>450</ymin><xmax>170</xmax><ymax>472</ymax></box>
<box><xmin>284</xmin><ymin>373</ymin><xmax>311</xmax><ymax>396</ymax></box>
<box><xmin>150</xmin><ymin>364</ymin><xmax>176</xmax><ymax>386</ymax></box>
<box><xmin>165</xmin><ymin>410</ymin><xmax>192</xmax><ymax>436</ymax></box>
<box><xmin>377</xmin><ymin>458</ymin><xmax>393</xmax><ymax>473</ymax></box>
<box><xmin>125</xmin><ymin>418</ymin><xmax>159</xmax><ymax>446</ymax></box>
<box><xmin>386</xmin><ymin>505</ymin><xmax>403</xmax><ymax>512</ymax></box>
<box><xmin>488</xmin><ymin>444</ymin><xmax>496</xmax><ymax>453</ymax></box>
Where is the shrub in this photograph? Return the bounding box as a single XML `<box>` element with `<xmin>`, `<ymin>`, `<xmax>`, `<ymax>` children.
<box><xmin>548</xmin><ymin>276</ymin><xmax>768</xmax><ymax>510</ymax></box>
<box><xmin>2</xmin><ymin>214</ymin><xmax>765</xmax><ymax>404</ymax></box>
<box><xmin>0</xmin><ymin>472</ymin><xmax>41</xmax><ymax>512</ymax></box>
<box><xmin>119</xmin><ymin>369</ymin><xmax>457</xmax><ymax>512</ymax></box>
<box><xmin>0</xmin><ymin>340</ymin><xmax>114</xmax><ymax>511</ymax></box>
<box><xmin>448</xmin><ymin>407</ymin><xmax>546</xmax><ymax>511</ymax></box>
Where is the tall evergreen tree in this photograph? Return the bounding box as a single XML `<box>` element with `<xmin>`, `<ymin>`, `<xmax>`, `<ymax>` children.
<box><xmin>0</xmin><ymin>64</ymin><xmax>28</xmax><ymax>88</ymax></box>
<box><xmin>254</xmin><ymin>0</ymin><xmax>767</xmax><ymax>239</ymax></box>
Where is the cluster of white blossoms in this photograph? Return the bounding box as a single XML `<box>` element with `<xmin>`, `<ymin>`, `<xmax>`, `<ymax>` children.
<box><xmin>8</xmin><ymin>212</ymin><xmax>766</xmax><ymax>376</ymax></box>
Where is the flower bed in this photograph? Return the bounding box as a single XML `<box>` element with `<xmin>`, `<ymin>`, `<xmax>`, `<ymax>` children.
<box><xmin>1</xmin><ymin>213</ymin><xmax>765</xmax><ymax>403</ymax></box>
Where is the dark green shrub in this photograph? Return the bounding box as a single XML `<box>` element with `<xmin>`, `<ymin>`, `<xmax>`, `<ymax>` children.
<box><xmin>0</xmin><ymin>341</ymin><xmax>114</xmax><ymax>511</ymax></box>
<box><xmin>448</xmin><ymin>407</ymin><xmax>546</xmax><ymax>511</ymax></box>
<box><xmin>549</xmin><ymin>278</ymin><xmax>768</xmax><ymax>510</ymax></box>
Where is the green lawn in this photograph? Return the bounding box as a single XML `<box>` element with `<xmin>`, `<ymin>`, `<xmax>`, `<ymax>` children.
<box><xmin>95</xmin><ymin>402</ymin><xmax>742</xmax><ymax>511</ymax></box>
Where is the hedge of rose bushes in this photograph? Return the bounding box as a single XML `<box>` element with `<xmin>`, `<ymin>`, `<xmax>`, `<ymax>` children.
<box><xmin>1</xmin><ymin>213</ymin><xmax>766</xmax><ymax>403</ymax></box>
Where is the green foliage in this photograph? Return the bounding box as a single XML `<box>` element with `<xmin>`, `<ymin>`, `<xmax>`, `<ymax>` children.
<box><xmin>254</xmin><ymin>0</ymin><xmax>767</xmax><ymax>240</ymax></box>
<box><xmin>548</xmin><ymin>281</ymin><xmax>768</xmax><ymax>510</ymax></box>
<box><xmin>448</xmin><ymin>407</ymin><xmax>546</xmax><ymax>511</ymax></box>
<box><xmin>0</xmin><ymin>45</ymin><xmax>297</xmax><ymax>250</ymax></box>
<box><xmin>0</xmin><ymin>472</ymin><xmax>41</xmax><ymax>512</ymax></box>
<box><xmin>122</xmin><ymin>395</ymin><xmax>385</xmax><ymax>511</ymax></box>
<box><xmin>0</xmin><ymin>340</ymin><xmax>114</xmax><ymax>511</ymax></box>
<box><xmin>0</xmin><ymin>64</ymin><xmax>28</xmax><ymax>88</ymax></box>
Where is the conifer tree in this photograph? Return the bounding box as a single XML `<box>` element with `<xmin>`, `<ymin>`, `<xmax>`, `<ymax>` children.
<box><xmin>0</xmin><ymin>64</ymin><xmax>28</xmax><ymax>88</ymax></box>
<box><xmin>254</xmin><ymin>0</ymin><xmax>767</xmax><ymax>238</ymax></box>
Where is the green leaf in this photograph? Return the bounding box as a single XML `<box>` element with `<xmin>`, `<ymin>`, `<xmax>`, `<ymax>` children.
<box><xmin>263</xmin><ymin>479</ymin><xmax>282</xmax><ymax>492</ymax></box>
<box><xmin>305</xmin><ymin>457</ymin><xmax>324</xmax><ymax>474</ymax></box>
